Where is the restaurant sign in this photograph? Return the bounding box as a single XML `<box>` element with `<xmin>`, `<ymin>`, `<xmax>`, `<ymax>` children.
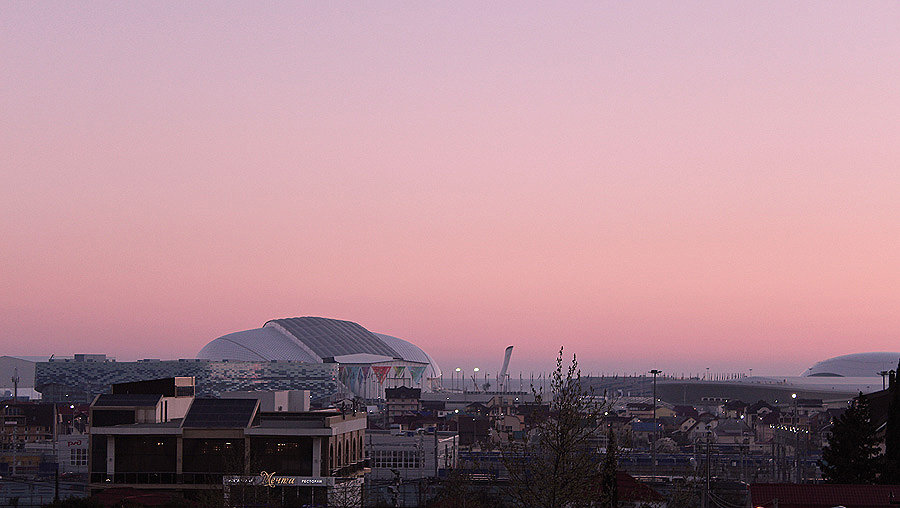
<box><xmin>223</xmin><ymin>472</ymin><xmax>334</xmax><ymax>487</ymax></box>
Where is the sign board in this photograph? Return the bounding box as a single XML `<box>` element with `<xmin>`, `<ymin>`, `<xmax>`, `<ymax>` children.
<box><xmin>223</xmin><ymin>472</ymin><xmax>335</xmax><ymax>487</ymax></box>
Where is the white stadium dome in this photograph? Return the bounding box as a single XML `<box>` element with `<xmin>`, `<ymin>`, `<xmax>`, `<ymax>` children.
<box><xmin>801</xmin><ymin>352</ymin><xmax>900</xmax><ymax>377</ymax></box>
<box><xmin>197</xmin><ymin>317</ymin><xmax>442</xmax><ymax>379</ymax></box>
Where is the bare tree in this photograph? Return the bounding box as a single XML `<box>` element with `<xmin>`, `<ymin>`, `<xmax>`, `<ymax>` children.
<box><xmin>597</xmin><ymin>427</ymin><xmax>618</xmax><ymax>508</ymax></box>
<box><xmin>502</xmin><ymin>347</ymin><xmax>608</xmax><ymax>508</ymax></box>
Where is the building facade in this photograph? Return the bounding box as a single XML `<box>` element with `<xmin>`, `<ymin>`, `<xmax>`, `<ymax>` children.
<box><xmin>37</xmin><ymin>357</ymin><xmax>343</xmax><ymax>403</ymax></box>
<box><xmin>88</xmin><ymin>379</ymin><xmax>368</xmax><ymax>507</ymax></box>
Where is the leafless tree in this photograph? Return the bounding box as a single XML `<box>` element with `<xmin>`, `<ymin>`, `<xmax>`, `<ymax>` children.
<box><xmin>501</xmin><ymin>347</ymin><xmax>609</xmax><ymax>508</ymax></box>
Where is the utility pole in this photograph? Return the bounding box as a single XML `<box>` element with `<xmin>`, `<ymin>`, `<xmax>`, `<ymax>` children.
<box><xmin>649</xmin><ymin>369</ymin><xmax>661</xmax><ymax>480</ymax></box>
<box><xmin>11</xmin><ymin>412</ymin><xmax>17</xmax><ymax>477</ymax></box>
<box><xmin>705</xmin><ymin>438</ymin><xmax>711</xmax><ymax>508</ymax></box>
<box><xmin>793</xmin><ymin>393</ymin><xmax>800</xmax><ymax>483</ymax></box>
<box><xmin>11</xmin><ymin>368</ymin><xmax>19</xmax><ymax>477</ymax></box>
<box><xmin>770</xmin><ymin>441</ymin><xmax>776</xmax><ymax>481</ymax></box>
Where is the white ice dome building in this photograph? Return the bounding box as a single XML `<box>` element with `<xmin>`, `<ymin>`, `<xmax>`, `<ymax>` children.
<box><xmin>802</xmin><ymin>352</ymin><xmax>900</xmax><ymax>377</ymax></box>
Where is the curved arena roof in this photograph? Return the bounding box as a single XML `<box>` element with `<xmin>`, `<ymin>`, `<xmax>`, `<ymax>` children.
<box><xmin>197</xmin><ymin>317</ymin><xmax>441</xmax><ymax>379</ymax></box>
<box><xmin>802</xmin><ymin>352</ymin><xmax>900</xmax><ymax>377</ymax></box>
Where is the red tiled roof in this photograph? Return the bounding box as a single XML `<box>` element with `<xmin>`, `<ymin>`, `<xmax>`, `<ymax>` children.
<box><xmin>617</xmin><ymin>472</ymin><xmax>666</xmax><ymax>502</ymax></box>
<box><xmin>750</xmin><ymin>483</ymin><xmax>900</xmax><ymax>508</ymax></box>
<box><xmin>594</xmin><ymin>472</ymin><xmax>665</xmax><ymax>502</ymax></box>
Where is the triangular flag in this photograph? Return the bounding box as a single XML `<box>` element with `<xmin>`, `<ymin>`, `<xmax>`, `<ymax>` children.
<box><xmin>393</xmin><ymin>366</ymin><xmax>406</xmax><ymax>378</ymax></box>
<box><xmin>408</xmin><ymin>366</ymin><xmax>427</xmax><ymax>384</ymax></box>
<box><xmin>372</xmin><ymin>366</ymin><xmax>391</xmax><ymax>384</ymax></box>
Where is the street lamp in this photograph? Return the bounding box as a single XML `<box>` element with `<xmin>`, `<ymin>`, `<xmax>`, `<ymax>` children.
<box><xmin>455</xmin><ymin>367</ymin><xmax>461</xmax><ymax>391</ymax></box>
<box><xmin>792</xmin><ymin>393</ymin><xmax>800</xmax><ymax>483</ymax></box>
<box><xmin>649</xmin><ymin>369</ymin><xmax>662</xmax><ymax>478</ymax></box>
<box><xmin>473</xmin><ymin>368</ymin><xmax>480</xmax><ymax>392</ymax></box>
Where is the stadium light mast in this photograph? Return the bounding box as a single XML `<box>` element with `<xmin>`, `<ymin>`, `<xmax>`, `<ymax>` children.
<box><xmin>792</xmin><ymin>392</ymin><xmax>800</xmax><ymax>483</ymax></box>
<box><xmin>649</xmin><ymin>369</ymin><xmax>662</xmax><ymax>479</ymax></box>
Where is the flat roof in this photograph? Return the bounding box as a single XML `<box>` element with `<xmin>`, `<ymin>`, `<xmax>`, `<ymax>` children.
<box><xmin>93</xmin><ymin>394</ymin><xmax>161</xmax><ymax>407</ymax></box>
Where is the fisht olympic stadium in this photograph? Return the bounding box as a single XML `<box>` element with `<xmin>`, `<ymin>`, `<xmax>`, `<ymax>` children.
<box><xmin>197</xmin><ymin>316</ymin><xmax>442</xmax><ymax>398</ymax></box>
<box><xmin>198</xmin><ymin>316</ymin><xmax>441</xmax><ymax>377</ymax></box>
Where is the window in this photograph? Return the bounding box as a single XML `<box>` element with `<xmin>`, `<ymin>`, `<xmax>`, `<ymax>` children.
<box><xmin>70</xmin><ymin>448</ymin><xmax>87</xmax><ymax>466</ymax></box>
<box><xmin>372</xmin><ymin>450</ymin><xmax>422</xmax><ymax>469</ymax></box>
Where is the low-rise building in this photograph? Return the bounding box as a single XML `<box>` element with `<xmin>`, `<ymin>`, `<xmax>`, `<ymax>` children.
<box><xmin>367</xmin><ymin>428</ymin><xmax>457</xmax><ymax>481</ymax></box>
<box><xmin>385</xmin><ymin>387</ymin><xmax>421</xmax><ymax>423</ymax></box>
<box><xmin>88</xmin><ymin>378</ymin><xmax>367</xmax><ymax>507</ymax></box>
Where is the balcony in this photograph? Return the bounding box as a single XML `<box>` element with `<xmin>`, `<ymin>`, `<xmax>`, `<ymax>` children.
<box><xmin>89</xmin><ymin>472</ymin><xmax>229</xmax><ymax>486</ymax></box>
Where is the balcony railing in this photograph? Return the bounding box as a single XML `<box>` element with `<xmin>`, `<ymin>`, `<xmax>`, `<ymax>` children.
<box><xmin>90</xmin><ymin>472</ymin><xmax>233</xmax><ymax>485</ymax></box>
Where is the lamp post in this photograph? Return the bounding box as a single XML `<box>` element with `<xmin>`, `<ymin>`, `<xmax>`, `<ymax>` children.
<box><xmin>455</xmin><ymin>368</ymin><xmax>461</xmax><ymax>391</ymax></box>
<box><xmin>792</xmin><ymin>392</ymin><xmax>800</xmax><ymax>483</ymax></box>
<box><xmin>11</xmin><ymin>369</ymin><xmax>19</xmax><ymax>477</ymax></box>
<box><xmin>473</xmin><ymin>368</ymin><xmax>480</xmax><ymax>392</ymax></box>
<box><xmin>649</xmin><ymin>369</ymin><xmax>662</xmax><ymax>478</ymax></box>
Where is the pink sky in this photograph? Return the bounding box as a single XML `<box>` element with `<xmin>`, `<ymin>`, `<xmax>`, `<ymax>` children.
<box><xmin>2</xmin><ymin>2</ymin><xmax>899</xmax><ymax>376</ymax></box>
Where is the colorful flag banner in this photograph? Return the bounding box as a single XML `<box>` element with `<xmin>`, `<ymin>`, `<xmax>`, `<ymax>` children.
<box><xmin>408</xmin><ymin>366</ymin><xmax>427</xmax><ymax>384</ymax></box>
<box><xmin>392</xmin><ymin>366</ymin><xmax>406</xmax><ymax>378</ymax></box>
<box><xmin>372</xmin><ymin>366</ymin><xmax>391</xmax><ymax>384</ymax></box>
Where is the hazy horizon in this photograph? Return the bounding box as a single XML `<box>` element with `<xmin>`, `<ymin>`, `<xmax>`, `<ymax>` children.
<box><xmin>3</xmin><ymin>3</ymin><xmax>899</xmax><ymax>378</ymax></box>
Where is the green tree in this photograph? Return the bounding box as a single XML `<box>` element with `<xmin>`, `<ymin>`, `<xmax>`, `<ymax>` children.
<box><xmin>818</xmin><ymin>393</ymin><xmax>881</xmax><ymax>484</ymax></box>
<box><xmin>502</xmin><ymin>347</ymin><xmax>608</xmax><ymax>508</ymax></box>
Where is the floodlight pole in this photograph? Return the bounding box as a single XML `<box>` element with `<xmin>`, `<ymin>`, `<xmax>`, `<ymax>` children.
<box><xmin>792</xmin><ymin>393</ymin><xmax>800</xmax><ymax>483</ymax></box>
<box><xmin>11</xmin><ymin>368</ymin><xmax>19</xmax><ymax>477</ymax></box>
<box><xmin>649</xmin><ymin>369</ymin><xmax>661</xmax><ymax>480</ymax></box>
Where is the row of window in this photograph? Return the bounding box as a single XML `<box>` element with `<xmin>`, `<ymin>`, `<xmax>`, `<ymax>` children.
<box><xmin>330</xmin><ymin>433</ymin><xmax>364</xmax><ymax>469</ymax></box>
<box><xmin>372</xmin><ymin>449</ymin><xmax>423</xmax><ymax>469</ymax></box>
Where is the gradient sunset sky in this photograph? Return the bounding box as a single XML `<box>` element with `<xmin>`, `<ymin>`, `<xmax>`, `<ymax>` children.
<box><xmin>2</xmin><ymin>2</ymin><xmax>899</xmax><ymax>376</ymax></box>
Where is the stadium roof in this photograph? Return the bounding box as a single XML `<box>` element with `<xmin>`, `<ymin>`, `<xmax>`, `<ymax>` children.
<box><xmin>197</xmin><ymin>316</ymin><xmax>442</xmax><ymax>379</ymax></box>
<box><xmin>267</xmin><ymin>317</ymin><xmax>398</xmax><ymax>359</ymax></box>
<box><xmin>802</xmin><ymin>352</ymin><xmax>900</xmax><ymax>377</ymax></box>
